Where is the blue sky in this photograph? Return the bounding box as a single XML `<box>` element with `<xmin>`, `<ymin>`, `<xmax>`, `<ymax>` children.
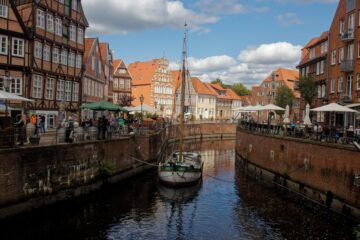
<box><xmin>83</xmin><ymin>0</ymin><xmax>339</xmax><ymax>87</ymax></box>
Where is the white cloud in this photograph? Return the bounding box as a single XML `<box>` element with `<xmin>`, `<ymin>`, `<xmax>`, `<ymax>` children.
<box><xmin>276</xmin><ymin>12</ymin><xmax>302</xmax><ymax>26</ymax></box>
<box><xmin>194</xmin><ymin>0</ymin><xmax>246</xmax><ymax>15</ymax></box>
<box><xmin>170</xmin><ymin>42</ymin><xmax>302</xmax><ymax>88</ymax></box>
<box><xmin>83</xmin><ymin>0</ymin><xmax>219</xmax><ymax>35</ymax></box>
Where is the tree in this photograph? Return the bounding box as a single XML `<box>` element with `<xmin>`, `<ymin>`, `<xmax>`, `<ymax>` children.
<box><xmin>275</xmin><ymin>86</ymin><xmax>295</xmax><ymax>109</ymax></box>
<box><xmin>298</xmin><ymin>76</ymin><xmax>317</xmax><ymax>105</ymax></box>
<box><xmin>117</xmin><ymin>95</ymin><xmax>135</xmax><ymax>107</ymax></box>
<box><xmin>231</xmin><ymin>83</ymin><xmax>251</xmax><ymax>96</ymax></box>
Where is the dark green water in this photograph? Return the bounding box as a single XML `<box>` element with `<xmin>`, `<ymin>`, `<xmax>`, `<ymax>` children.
<box><xmin>0</xmin><ymin>140</ymin><xmax>355</xmax><ymax>240</ymax></box>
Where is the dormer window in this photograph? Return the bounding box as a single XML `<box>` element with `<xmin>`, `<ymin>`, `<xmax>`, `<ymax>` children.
<box><xmin>0</xmin><ymin>0</ymin><xmax>8</xmax><ymax>18</ymax></box>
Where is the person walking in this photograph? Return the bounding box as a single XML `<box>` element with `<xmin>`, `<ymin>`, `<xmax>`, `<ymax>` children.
<box><xmin>39</xmin><ymin>115</ymin><xmax>46</xmax><ymax>133</ymax></box>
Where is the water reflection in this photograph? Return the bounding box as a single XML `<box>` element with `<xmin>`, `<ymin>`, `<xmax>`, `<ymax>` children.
<box><xmin>0</xmin><ymin>140</ymin><xmax>355</xmax><ymax>240</ymax></box>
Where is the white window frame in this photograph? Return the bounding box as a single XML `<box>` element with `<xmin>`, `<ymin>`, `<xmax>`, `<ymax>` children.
<box><xmin>340</xmin><ymin>19</ymin><xmax>345</xmax><ymax>35</ymax></box>
<box><xmin>47</xmin><ymin>14</ymin><xmax>54</xmax><ymax>32</ymax></box>
<box><xmin>68</xmin><ymin>52</ymin><xmax>75</xmax><ymax>67</ymax></box>
<box><xmin>0</xmin><ymin>35</ymin><xmax>8</xmax><ymax>55</ymax></box>
<box><xmin>339</xmin><ymin>47</ymin><xmax>344</xmax><ymax>63</ymax></box>
<box><xmin>34</xmin><ymin>41</ymin><xmax>42</xmax><ymax>59</ymax></box>
<box><xmin>10</xmin><ymin>77</ymin><xmax>22</xmax><ymax>95</ymax></box>
<box><xmin>12</xmin><ymin>38</ymin><xmax>24</xmax><ymax>57</ymax></box>
<box><xmin>61</xmin><ymin>50</ymin><xmax>67</xmax><ymax>65</ymax></box>
<box><xmin>76</xmin><ymin>54</ymin><xmax>82</xmax><ymax>68</ymax></box>
<box><xmin>53</xmin><ymin>48</ymin><xmax>59</xmax><ymax>64</ymax></box>
<box><xmin>0</xmin><ymin>0</ymin><xmax>8</xmax><ymax>18</ymax></box>
<box><xmin>77</xmin><ymin>28</ymin><xmax>83</xmax><ymax>44</ymax></box>
<box><xmin>43</xmin><ymin>45</ymin><xmax>50</xmax><ymax>61</ymax></box>
<box><xmin>357</xmin><ymin>74</ymin><xmax>360</xmax><ymax>90</ymax></box>
<box><xmin>72</xmin><ymin>82</ymin><xmax>79</xmax><ymax>101</ymax></box>
<box><xmin>55</xmin><ymin>18</ymin><xmax>62</xmax><ymax>36</ymax></box>
<box><xmin>331</xmin><ymin>50</ymin><xmax>336</xmax><ymax>65</ymax></box>
<box><xmin>45</xmin><ymin>77</ymin><xmax>55</xmax><ymax>100</ymax></box>
<box><xmin>69</xmin><ymin>24</ymin><xmax>76</xmax><ymax>42</ymax></box>
<box><xmin>330</xmin><ymin>79</ymin><xmax>335</xmax><ymax>93</ymax></box>
<box><xmin>56</xmin><ymin>80</ymin><xmax>65</xmax><ymax>101</ymax></box>
<box><xmin>32</xmin><ymin>75</ymin><xmax>43</xmax><ymax>99</ymax></box>
<box><xmin>338</xmin><ymin>77</ymin><xmax>343</xmax><ymax>93</ymax></box>
<box><xmin>65</xmin><ymin>81</ymin><xmax>72</xmax><ymax>101</ymax></box>
<box><xmin>37</xmin><ymin>9</ymin><xmax>45</xmax><ymax>29</ymax></box>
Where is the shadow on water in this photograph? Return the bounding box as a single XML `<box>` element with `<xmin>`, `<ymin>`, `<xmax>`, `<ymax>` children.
<box><xmin>0</xmin><ymin>139</ymin><xmax>356</xmax><ymax>240</ymax></box>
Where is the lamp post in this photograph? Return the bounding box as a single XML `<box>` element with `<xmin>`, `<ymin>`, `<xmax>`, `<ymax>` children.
<box><xmin>154</xmin><ymin>100</ymin><xmax>157</xmax><ymax>115</ymax></box>
<box><xmin>140</xmin><ymin>94</ymin><xmax>144</xmax><ymax>122</ymax></box>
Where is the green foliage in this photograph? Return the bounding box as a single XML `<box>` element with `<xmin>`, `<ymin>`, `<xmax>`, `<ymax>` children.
<box><xmin>134</xmin><ymin>112</ymin><xmax>142</xmax><ymax>119</ymax></box>
<box><xmin>354</xmin><ymin>224</ymin><xmax>360</xmax><ymax>239</ymax></box>
<box><xmin>145</xmin><ymin>112</ymin><xmax>158</xmax><ymax>119</ymax></box>
<box><xmin>275</xmin><ymin>86</ymin><xmax>295</xmax><ymax>109</ymax></box>
<box><xmin>298</xmin><ymin>76</ymin><xmax>317</xmax><ymax>104</ymax></box>
<box><xmin>231</xmin><ymin>83</ymin><xmax>251</xmax><ymax>96</ymax></box>
<box><xmin>98</xmin><ymin>162</ymin><xmax>114</xmax><ymax>179</ymax></box>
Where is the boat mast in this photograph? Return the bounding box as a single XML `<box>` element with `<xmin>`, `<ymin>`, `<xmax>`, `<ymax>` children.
<box><xmin>178</xmin><ymin>23</ymin><xmax>187</xmax><ymax>162</ymax></box>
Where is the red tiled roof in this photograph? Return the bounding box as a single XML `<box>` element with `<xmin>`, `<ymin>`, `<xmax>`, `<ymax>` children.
<box><xmin>210</xmin><ymin>83</ymin><xmax>225</xmax><ymax>91</ymax></box>
<box><xmin>83</xmin><ymin>38</ymin><xmax>96</xmax><ymax>64</ymax></box>
<box><xmin>191</xmin><ymin>77</ymin><xmax>217</xmax><ymax>96</ymax></box>
<box><xmin>226</xmin><ymin>89</ymin><xmax>242</xmax><ymax>100</ymax></box>
<box><xmin>171</xmin><ymin>70</ymin><xmax>182</xmax><ymax>91</ymax></box>
<box><xmin>113</xmin><ymin>59</ymin><xmax>123</xmax><ymax>71</ymax></box>
<box><xmin>99</xmin><ymin>43</ymin><xmax>109</xmax><ymax>64</ymax></box>
<box><xmin>128</xmin><ymin>59</ymin><xmax>160</xmax><ymax>86</ymax></box>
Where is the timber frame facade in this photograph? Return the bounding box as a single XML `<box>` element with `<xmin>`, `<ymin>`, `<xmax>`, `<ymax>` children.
<box><xmin>13</xmin><ymin>0</ymin><xmax>88</xmax><ymax>125</ymax></box>
<box><xmin>0</xmin><ymin>0</ymin><xmax>31</xmax><ymax>117</ymax></box>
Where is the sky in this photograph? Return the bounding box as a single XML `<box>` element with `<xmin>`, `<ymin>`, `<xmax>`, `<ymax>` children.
<box><xmin>82</xmin><ymin>0</ymin><xmax>339</xmax><ymax>88</ymax></box>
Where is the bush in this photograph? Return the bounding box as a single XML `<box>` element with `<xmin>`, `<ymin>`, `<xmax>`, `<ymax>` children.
<box><xmin>98</xmin><ymin>161</ymin><xmax>114</xmax><ymax>179</ymax></box>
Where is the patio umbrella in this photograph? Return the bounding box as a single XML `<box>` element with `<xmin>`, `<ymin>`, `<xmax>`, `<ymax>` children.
<box><xmin>303</xmin><ymin>103</ymin><xmax>312</xmax><ymax>126</ymax></box>
<box><xmin>310</xmin><ymin>103</ymin><xmax>358</xmax><ymax>113</ymax></box>
<box><xmin>283</xmin><ymin>105</ymin><xmax>290</xmax><ymax>124</ymax></box>
<box><xmin>260</xmin><ymin>104</ymin><xmax>285</xmax><ymax>111</ymax></box>
<box><xmin>81</xmin><ymin>101</ymin><xmax>128</xmax><ymax>112</ymax></box>
<box><xmin>127</xmin><ymin>104</ymin><xmax>156</xmax><ymax>114</ymax></box>
<box><xmin>0</xmin><ymin>90</ymin><xmax>33</xmax><ymax>102</ymax></box>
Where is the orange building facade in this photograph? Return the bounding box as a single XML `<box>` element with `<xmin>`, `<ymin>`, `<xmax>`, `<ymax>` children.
<box><xmin>129</xmin><ymin>57</ymin><xmax>174</xmax><ymax>116</ymax></box>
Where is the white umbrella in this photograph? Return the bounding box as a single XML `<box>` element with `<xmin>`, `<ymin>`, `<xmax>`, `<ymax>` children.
<box><xmin>261</xmin><ymin>104</ymin><xmax>285</xmax><ymax>111</ymax></box>
<box><xmin>127</xmin><ymin>104</ymin><xmax>156</xmax><ymax>114</ymax></box>
<box><xmin>310</xmin><ymin>103</ymin><xmax>358</xmax><ymax>113</ymax></box>
<box><xmin>283</xmin><ymin>105</ymin><xmax>290</xmax><ymax>124</ymax></box>
<box><xmin>303</xmin><ymin>103</ymin><xmax>312</xmax><ymax>126</ymax></box>
<box><xmin>234</xmin><ymin>105</ymin><xmax>257</xmax><ymax>112</ymax></box>
<box><xmin>0</xmin><ymin>90</ymin><xmax>33</xmax><ymax>102</ymax></box>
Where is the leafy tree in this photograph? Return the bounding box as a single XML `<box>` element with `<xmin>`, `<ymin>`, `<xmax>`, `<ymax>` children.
<box><xmin>231</xmin><ymin>83</ymin><xmax>251</xmax><ymax>96</ymax></box>
<box><xmin>298</xmin><ymin>76</ymin><xmax>317</xmax><ymax>105</ymax></box>
<box><xmin>117</xmin><ymin>95</ymin><xmax>135</xmax><ymax>107</ymax></box>
<box><xmin>275</xmin><ymin>86</ymin><xmax>295</xmax><ymax>109</ymax></box>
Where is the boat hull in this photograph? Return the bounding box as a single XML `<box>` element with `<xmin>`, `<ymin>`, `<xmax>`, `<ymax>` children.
<box><xmin>158</xmin><ymin>169</ymin><xmax>202</xmax><ymax>187</ymax></box>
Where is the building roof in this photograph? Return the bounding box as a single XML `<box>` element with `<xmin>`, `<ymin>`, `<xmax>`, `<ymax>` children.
<box><xmin>262</xmin><ymin>68</ymin><xmax>300</xmax><ymax>98</ymax></box>
<box><xmin>99</xmin><ymin>43</ymin><xmax>111</xmax><ymax>65</ymax></box>
<box><xmin>128</xmin><ymin>59</ymin><xmax>160</xmax><ymax>86</ymax></box>
<box><xmin>210</xmin><ymin>83</ymin><xmax>226</xmax><ymax>91</ymax></box>
<box><xmin>83</xmin><ymin>38</ymin><xmax>96</xmax><ymax>64</ymax></box>
<box><xmin>113</xmin><ymin>59</ymin><xmax>123</xmax><ymax>71</ymax></box>
<box><xmin>191</xmin><ymin>77</ymin><xmax>217</xmax><ymax>96</ymax></box>
<box><xmin>298</xmin><ymin>31</ymin><xmax>328</xmax><ymax>67</ymax></box>
<box><xmin>171</xmin><ymin>70</ymin><xmax>182</xmax><ymax>91</ymax></box>
<box><xmin>225</xmin><ymin>89</ymin><xmax>243</xmax><ymax>100</ymax></box>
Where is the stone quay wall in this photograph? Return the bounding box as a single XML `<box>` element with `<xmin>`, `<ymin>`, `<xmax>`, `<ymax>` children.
<box><xmin>236</xmin><ymin>127</ymin><xmax>360</xmax><ymax>219</ymax></box>
<box><xmin>0</xmin><ymin>123</ymin><xmax>236</xmax><ymax>218</ymax></box>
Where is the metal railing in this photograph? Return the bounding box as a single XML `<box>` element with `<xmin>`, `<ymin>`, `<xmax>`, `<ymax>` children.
<box><xmin>238</xmin><ymin>120</ymin><xmax>360</xmax><ymax>146</ymax></box>
<box><xmin>341</xmin><ymin>60</ymin><xmax>354</xmax><ymax>72</ymax></box>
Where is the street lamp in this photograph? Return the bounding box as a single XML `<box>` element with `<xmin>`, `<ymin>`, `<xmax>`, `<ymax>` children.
<box><xmin>154</xmin><ymin>100</ymin><xmax>158</xmax><ymax>115</ymax></box>
<box><xmin>140</xmin><ymin>94</ymin><xmax>144</xmax><ymax>121</ymax></box>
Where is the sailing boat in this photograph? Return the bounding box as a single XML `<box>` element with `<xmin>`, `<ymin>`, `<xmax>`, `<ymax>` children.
<box><xmin>158</xmin><ymin>24</ymin><xmax>203</xmax><ymax>187</ymax></box>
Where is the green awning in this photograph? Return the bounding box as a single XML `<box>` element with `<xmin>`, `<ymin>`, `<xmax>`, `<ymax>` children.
<box><xmin>81</xmin><ymin>101</ymin><xmax>128</xmax><ymax>112</ymax></box>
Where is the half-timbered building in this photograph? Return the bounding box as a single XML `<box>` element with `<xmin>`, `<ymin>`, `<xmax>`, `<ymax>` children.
<box><xmin>100</xmin><ymin>42</ymin><xmax>113</xmax><ymax>102</ymax></box>
<box><xmin>0</xmin><ymin>0</ymin><xmax>30</xmax><ymax>118</ymax></box>
<box><xmin>113</xmin><ymin>59</ymin><xmax>132</xmax><ymax>106</ymax></box>
<box><xmin>14</xmin><ymin>0</ymin><xmax>88</xmax><ymax>127</ymax></box>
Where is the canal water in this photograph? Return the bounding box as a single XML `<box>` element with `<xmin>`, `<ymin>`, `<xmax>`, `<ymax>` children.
<box><xmin>0</xmin><ymin>140</ymin><xmax>356</xmax><ymax>240</ymax></box>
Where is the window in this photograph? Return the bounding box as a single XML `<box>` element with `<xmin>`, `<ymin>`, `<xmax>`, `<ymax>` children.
<box><xmin>77</xmin><ymin>28</ymin><xmax>83</xmax><ymax>44</ymax></box>
<box><xmin>55</xmin><ymin>18</ymin><xmax>62</xmax><ymax>36</ymax></box>
<box><xmin>330</xmin><ymin>79</ymin><xmax>335</xmax><ymax>93</ymax></box>
<box><xmin>331</xmin><ymin>50</ymin><xmax>336</xmax><ymax>65</ymax></box>
<box><xmin>339</xmin><ymin>47</ymin><xmax>344</xmax><ymax>63</ymax></box>
<box><xmin>47</xmin><ymin>14</ymin><xmax>54</xmax><ymax>32</ymax></box>
<box><xmin>65</xmin><ymin>81</ymin><xmax>72</xmax><ymax>101</ymax></box>
<box><xmin>320</xmin><ymin>41</ymin><xmax>328</xmax><ymax>54</ymax></box>
<box><xmin>340</xmin><ymin>19</ymin><xmax>344</xmax><ymax>34</ymax></box>
<box><xmin>56</xmin><ymin>80</ymin><xmax>64</xmax><ymax>100</ymax></box>
<box><xmin>10</xmin><ymin>78</ymin><xmax>22</xmax><ymax>95</ymax></box>
<box><xmin>0</xmin><ymin>35</ymin><xmax>7</xmax><ymax>54</ymax></box>
<box><xmin>72</xmin><ymin>82</ymin><xmax>79</xmax><ymax>101</ymax></box>
<box><xmin>45</xmin><ymin>78</ymin><xmax>55</xmax><ymax>100</ymax></box>
<box><xmin>53</xmin><ymin>48</ymin><xmax>59</xmax><ymax>63</ymax></box>
<box><xmin>0</xmin><ymin>0</ymin><xmax>8</xmax><ymax>18</ymax></box>
<box><xmin>34</xmin><ymin>42</ymin><xmax>42</xmax><ymax>59</ymax></box>
<box><xmin>37</xmin><ymin>9</ymin><xmax>45</xmax><ymax>29</ymax></box>
<box><xmin>348</xmin><ymin>43</ymin><xmax>354</xmax><ymax>60</ymax></box>
<box><xmin>61</xmin><ymin>50</ymin><xmax>67</xmax><ymax>65</ymax></box>
<box><xmin>68</xmin><ymin>52</ymin><xmax>75</xmax><ymax>67</ymax></box>
<box><xmin>346</xmin><ymin>75</ymin><xmax>352</xmax><ymax>97</ymax></box>
<box><xmin>76</xmin><ymin>54</ymin><xmax>82</xmax><ymax>68</ymax></box>
<box><xmin>316</xmin><ymin>62</ymin><xmax>320</xmax><ymax>75</ymax></box>
<box><xmin>125</xmin><ymin>79</ymin><xmax>131</xmax><ymax>90</ymax></box>
<box><xmin>338</xmin><ymin>77</ymin><xmax>343</xmax><ymax>93</ymax></box>
<box><xmin>72</xmin><ymin>0</ymin><xmax>77</xmax><ymax>10</ymax></box>
<box><xmin>119</xmin><ymin>79</ymin><xmax>124</xmax><ymax>89</ymax></box>
<box><xmin>321</xmin><ymin>84</ymin><xmax>326</xmax><ymax>98</ymax></box>
<box><xmin>12</xmin><ymin>38</ymin><xmax>24</xmax><ymax>57</ymax></box>
<box><xmin>43</xmin><ymin>45</ymin><xmax>50</xmax><ymax>61</ymax></box>
<box><xmin>69</xmin><ymin>25</ymin><xmax>76</xmax><ymax>41</ymax></box>
<box><xmin>347</xmin><ymin>0</ymin><xmax>355</xmax><ymax>13</ymax></box>
<box><xmin>348</xmin><ymin>13</ymin><xmax>355</xmax><ymax>31</ymax></box>
<box><xmin>58</xmin><ymin>0</ymin><xmax>64</xmax><ymax>3</ymax></box>
<box><xmin>357</xmin><ymin>74</ymin><xmax>360</xmax><ymax>90</ymax></box>
<box><xmin>32</xmin><ymin>75</ymin><xmax>43</xmax><ymax>99</ymax></box>
<box><xmin>309</xmin><ymin>48</ymin><xmax>315</xmax><ymax>59</ymax></box>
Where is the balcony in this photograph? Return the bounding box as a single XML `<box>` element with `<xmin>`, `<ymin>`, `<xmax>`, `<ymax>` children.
<box><xmin>341</xmin><ymin>60</ymin><xmax>354</xmax><ymax>72</ymax></box>
<box><xmin>341</xmin><ymin>31</ymin><xmax>354</xmax><ymax>41</ymax></box>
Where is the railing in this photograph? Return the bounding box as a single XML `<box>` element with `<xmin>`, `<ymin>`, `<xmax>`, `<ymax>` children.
<box><xmin>341</xmin><ymin>60</ymin><xmax>354</xmax><ymax>72</ymax></box>
<box><xmin>237</xmin><ymin>120</ymin><xmax>360</xmax><ymax>146</ymax></box>
<box><xmin>341</xmin><ymin>31</ymin><xmax>354</xmax><ymax>41</ymax></box>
